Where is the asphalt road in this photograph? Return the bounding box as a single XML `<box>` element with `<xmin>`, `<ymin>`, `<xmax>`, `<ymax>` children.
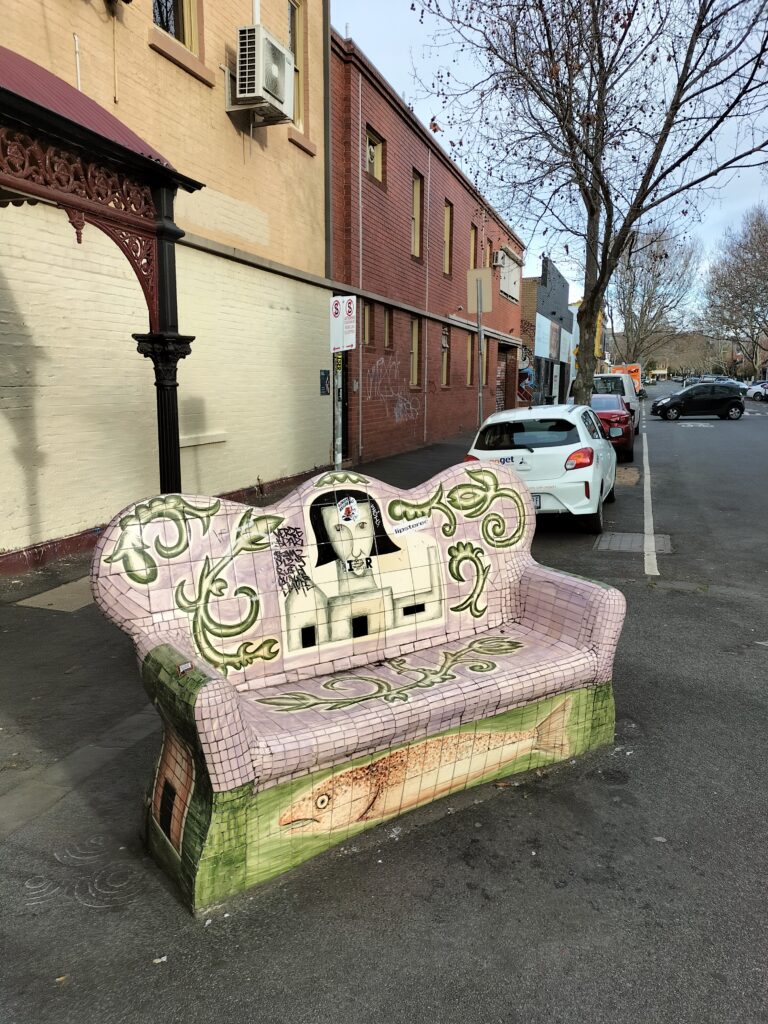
<box><xmin>1</xmin><ymin>383</ymin><xmax>766</xmax><ymax>1024</ymax></box>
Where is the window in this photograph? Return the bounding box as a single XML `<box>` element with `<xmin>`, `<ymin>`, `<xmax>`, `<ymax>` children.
<box><xmin>410</xmin><ymin>319</ymin><xmax>421</xmax><ymax>385</ymax></box>
<box><xmin>288</xmin><ymin>1</ymin><xmax>304</xmax><ymax>129</ymax></box>
<box><xmin>363</xmin><ymin>302</ymin><xmax>373</xmax><ymax>346</ymax></box>
<box><xmin>469</xmin><ymin>224</ymin><xmax>477</xmax><ymax>269</ymax></box>
<box><xmin>484</xmin><ymin>238</ymin><xmax>492</xmax><ymax>268</ymax></box>
<box><xmin>581</xmin><ymin>411</ymin><xmax>601</xmax><ymax>440</ymax></box>
<box><xmin>441</xmin><ymin>327</ymin><xmax>451</xmax><ymax>387</ymax></box>
<box><xmin>475</xmin><ymin>418</ymin><xmax>580</xmax><ymax>450</ymax></box>
<box><xmin>593</xmin><ymin>377</ymin><xmax>624</xmax><ymax>395</ymax></box>
<box><xmin>384</xmin><ymin>307</ymin><xmax>393</xmax><ymax>349</ymax></box>
<box><xmin>411</xmin><ymin>171</ymin><xmax>423</xmax><ymax>258</ymax></box>
<box><xmin>499</xmin><ymin>251</ymin><xmax>521</xmax><ymax>302</ymax></box>
<box><xmin>443</xmin><ymin>201</ymin><xmax>453</xmax><ymax>275</ymax></box>
<box><xmin>466</xmin><ymin>333</ymin><xmax>474</xmax><ymax>386</ymax></box>
<box><xmin>153</xmin><ymin>0</ymin><xmax>198</xmax><ymax>52</ymax></box>
<box><xmin>366</xmin><ymin>128</ymin><xmax>384</xmax><ymax>181</ymax></box>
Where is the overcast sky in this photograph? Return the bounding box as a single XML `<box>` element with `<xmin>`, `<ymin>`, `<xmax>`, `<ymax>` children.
<box><xmin>330</xmin><ymin>0</ymin><xmax>766</xmax><ymax>301</ymax></box>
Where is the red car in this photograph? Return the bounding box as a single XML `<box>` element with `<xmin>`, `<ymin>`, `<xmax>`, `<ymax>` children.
<box><xmin>591</xmin><ymin>394</ymin><xmax>634</xmax><ymax>461</ymax></box>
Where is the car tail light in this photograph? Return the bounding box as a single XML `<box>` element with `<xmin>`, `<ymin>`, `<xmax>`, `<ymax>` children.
<box><xmin>463</xmin><ymin>454</ymin><xmax>479</xmax><ymax>462</ymax></box>
<box><xmin>565</xmin><ymin>447</ymin><xmax>594</xmax><ymax>470</ymax></box>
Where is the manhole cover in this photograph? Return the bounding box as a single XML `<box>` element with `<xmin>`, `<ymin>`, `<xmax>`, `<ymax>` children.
<box><xmin>594</xmin><ymin>532</ymin><xmax>672</xmax><ymax>553</ymax></box>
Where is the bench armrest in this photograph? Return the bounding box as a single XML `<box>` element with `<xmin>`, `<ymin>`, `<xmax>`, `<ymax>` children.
<box><xmin>138</xmin><ymin>635</ymin><xmax>254</xmax><ymax>791</ymax></box>
<box><xmin>518</xmin><ymin>563</ymin><xmax>626</xmax><ymax>683</ymax></box>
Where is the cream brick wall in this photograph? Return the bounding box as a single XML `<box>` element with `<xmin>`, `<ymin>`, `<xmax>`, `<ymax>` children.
<box><xmin>3</xmin><ymin>0</ymin><xmax>327</xmax><ymax>274</ymax></box>
<box><xmin>0</xmin><ymin>204</ymin><xmax>332</xmax><ymax>553</ymax></box>
<box><xmin>175</xmin><ymin>244</ymin><xmax>333</xmax><ymax>494</ymax></box>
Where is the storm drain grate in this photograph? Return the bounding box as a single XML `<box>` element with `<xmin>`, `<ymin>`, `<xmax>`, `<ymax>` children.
<box><xmin>594</xmin><ymin>532</ymin><xmax>672</xmax><ymax>553</ymax></box>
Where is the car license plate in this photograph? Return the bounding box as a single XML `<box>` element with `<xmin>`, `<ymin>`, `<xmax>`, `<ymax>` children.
<box><xmin>532</xmin><ymin>494</ymin><xmax>541</xmax><ymax>510</ymax></box>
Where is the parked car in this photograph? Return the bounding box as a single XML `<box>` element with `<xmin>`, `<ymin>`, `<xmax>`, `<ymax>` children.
<box><xmin>465</xmin><ymin>405</ymin><xmax>618</xmax><ymax>533</ymax></box>
<box><xmin>713</xmin><ymin>376</ymin><xmax>749</xmax><ymax>394</ymax></box>
<box><xmin>570</xmin><ymin>373</ymin><xmax>640</xmax><ymax>434</ymax></box>
<box><xmin>650</xmin><ymin>383</ymin><xmax>744</xmax><ymax>420</ymax></box>
<box><xmin>683</xmin><ymin>375</ymin><xmax>701</xmax><ymax>386</ymax></box>
<box><xmin>746</xmin><ymin>381</ymin><xmax>768</xmax><ymax>401</ymax></box>
<box><xmin>590</xmin><ymin>394</ymin><xmax>634</xmax><ymax>461</ymax></box>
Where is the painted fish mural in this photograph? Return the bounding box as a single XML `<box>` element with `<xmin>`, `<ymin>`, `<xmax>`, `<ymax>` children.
<box><xmin>279</xmin><ymin>696</ymin><xmax>573</xmax><ymax>833</ymax></box>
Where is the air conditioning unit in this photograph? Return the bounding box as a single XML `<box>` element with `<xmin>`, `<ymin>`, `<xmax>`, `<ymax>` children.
<box><xmin>231</xmin><ymin>25</ymin><xmax>294</xmax><ymax>124</ymax></box>
<box><xmin>491</xmin><ymin>250</ymin><xmax>505</xmax><ymax>268</ymax></box>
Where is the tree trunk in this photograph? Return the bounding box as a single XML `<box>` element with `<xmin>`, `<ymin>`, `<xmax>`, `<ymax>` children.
<box><xmin>573</xmin><ymin>207</ymin><xmax>601</xmax><ymax>405</ymax></box>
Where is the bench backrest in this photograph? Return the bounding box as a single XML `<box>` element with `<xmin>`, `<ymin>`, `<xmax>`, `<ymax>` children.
<box><xmin>92</xmin><ymin>463</ymin><xmax>535</xmax><ymax>690</ymax></box>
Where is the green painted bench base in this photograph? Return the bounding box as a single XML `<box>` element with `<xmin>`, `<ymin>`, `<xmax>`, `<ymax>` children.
<box><xmin>141</xmin><ymin>669</ymin><xmax>614</xmax><ymax>912</ymax></box>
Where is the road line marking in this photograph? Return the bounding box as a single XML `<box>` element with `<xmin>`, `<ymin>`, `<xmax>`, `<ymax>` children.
<box><xmin>642</xmin><ymin>411</ymin><xmax>660</xmax><ymax>577</ymax></box>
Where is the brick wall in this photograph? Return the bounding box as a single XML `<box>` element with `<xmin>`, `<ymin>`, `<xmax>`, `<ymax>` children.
<box><xmin>4</xmin><ymin>0</ymin><xmax>327</xmax><ymax>275</ymax></box>
<box><xmin>331</xmin><ymin>33</ymin><xmax>524</xmax><ymax>462</ymax></box>
<box><xmin>0</xmin><ymin>203</ymin><xmax>332</xmax><ymax>553</ymax></box>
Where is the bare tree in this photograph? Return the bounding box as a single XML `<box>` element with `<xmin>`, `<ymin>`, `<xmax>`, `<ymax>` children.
<box><xmin>607</xmin><ymin>230</ymin><xmax>700</xmax><ymax>363</ymax></box>
<box><xmin>705</xmin><ymin>205</ymin><xmax>768</xmax><ymax>376</ymax></box>
<box><xmin>415</xmin><ymin>0</ymin><xmax>768</xmax><ymax>402</ymax></box>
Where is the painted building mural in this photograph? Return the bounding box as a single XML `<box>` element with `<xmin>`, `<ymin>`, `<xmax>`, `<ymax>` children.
<box><xmin>93</xmin><ymin>464</ymin><xmax>625</xmax><ymax>909</ymax></box>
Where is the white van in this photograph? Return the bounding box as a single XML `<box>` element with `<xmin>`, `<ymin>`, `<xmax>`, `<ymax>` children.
<box><xmin>570</xmin><ymin>373</ymin><xmax>640</xmax><ymax>434</ymax></box>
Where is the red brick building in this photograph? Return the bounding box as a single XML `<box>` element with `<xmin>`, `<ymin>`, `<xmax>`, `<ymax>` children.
<box><xmin>331</xmin><ymin>31</ymin><xmax>525</xmax><ymax>463</ymax></box>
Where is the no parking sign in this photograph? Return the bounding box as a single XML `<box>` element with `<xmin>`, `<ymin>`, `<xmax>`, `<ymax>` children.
<box><xmin>330</xmin><ymin>295</ymin><xmax>357</xmax><ymax>353</ymax></box>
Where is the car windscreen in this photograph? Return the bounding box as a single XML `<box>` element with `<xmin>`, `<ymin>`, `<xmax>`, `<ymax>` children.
<box><xmin>475</xmin><ymin>418</ymin><xmax>580</xmax><ymax>450</ymax></box>
<box><xmin>591</xmin><ymin>395</ymin><xmax>623</xmax><ymax>411</ymax></box>
<box><xmin>592</xmin><ymin>377</ymin><xmax>624</xmax><ymax>395</ymax></box>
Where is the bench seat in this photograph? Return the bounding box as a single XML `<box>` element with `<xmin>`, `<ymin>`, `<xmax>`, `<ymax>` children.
<box><xmin>94</xmin><ymin>464</ymin><xmax>625</xmax><ymax>909</ymax></box>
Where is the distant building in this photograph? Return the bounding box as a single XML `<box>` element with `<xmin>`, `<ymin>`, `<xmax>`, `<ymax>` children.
<box><xmin>331</xmin><ymin>31</ymin><xmax>525</xmax><ymax>462</ymax></box>
<box><xmin>521</xmin><ymin>258</ymin><xmax>574</xmax><ymax>404</ymax></box>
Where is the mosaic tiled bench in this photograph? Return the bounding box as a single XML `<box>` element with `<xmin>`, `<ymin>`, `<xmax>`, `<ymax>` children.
<box><xmin>92</xmin><ymin>464</ymin><xmax>625</xmax><ymax>911</ymax></box>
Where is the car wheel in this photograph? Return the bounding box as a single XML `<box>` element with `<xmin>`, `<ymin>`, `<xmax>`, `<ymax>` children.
<box><xmin>753</xmin><ymin>392</ymin><xmax>763</xmax><ymax>401</ymax></box>
<box><xmin>623</xmin><ymin>444</ymin><xmax>634</xmax><ymax>463</ymax></box>
<box><xmin>726</xmin><ymin>404</ymin><xmax>743</xmax><ymax>420</ymax></box>
<box><xmin>581</xmin><ymin>497</ymin><xmax>604</xmax><ymax>534</ymax></box>
<box><xmin>664</xmin><ymin>406</ymin><xmax>681</xmax><ymax>421</ymax></box>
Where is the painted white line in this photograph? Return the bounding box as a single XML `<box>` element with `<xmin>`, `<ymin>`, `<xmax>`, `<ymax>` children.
<box><xmin>642</xmin><ymin>411</ymin><xmax>660</xmax><ymax>577</ymax></box>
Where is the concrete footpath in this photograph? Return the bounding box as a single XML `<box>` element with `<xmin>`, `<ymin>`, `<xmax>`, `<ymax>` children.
<box><xmin>1</xmin><ymin>427</ymin><xmax>766</xmax><ymax>1024</ymax></box>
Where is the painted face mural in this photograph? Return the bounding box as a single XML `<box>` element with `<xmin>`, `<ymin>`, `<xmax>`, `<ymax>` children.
<box><xmin>309</xmin><ymin>489</ymin><xmax>400</xmax><ymax>573</ymax></box>
<box><xmin>320</xmin><ymin>496</ymin><xmax>376</xmax><ymax>577</ymax></box>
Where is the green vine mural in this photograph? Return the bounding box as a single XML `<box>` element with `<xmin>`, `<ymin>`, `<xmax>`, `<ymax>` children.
<box><xmin>106</xmin><ymin>500</ymin><xmax>282</xmax><ymax>675</ymax></box>
<box><xmin>254</xmin><ymin>635</ymin><xmax>523</xmax><ymax>713</ymax></box>
<box><xmin>104</xmin><ymin>495</ymin><xmax>222</xmax><ymax>585</ymax></box>
<box><xmin>315</xmin><ymin>471</ymin><xmax>370</xmax><ymax>487</ymax></box>
<box><xmin>447</xmin><ymin>541</ymin><xmax>491</xmax><ymax>617</ymax></box>
<box><xmin>387</xmin><ymin>469</ymin><xmax>526</xmax><ymax>549</ymax></box>
<box><xmin>174</xmin><ymin>510</ymin><xmax>283</xmax><ymax>674</ymax></box>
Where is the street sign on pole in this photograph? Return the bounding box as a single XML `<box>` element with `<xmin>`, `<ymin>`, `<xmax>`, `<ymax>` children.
<box><xmin>330</xmin><ymin>295</ymin><xmax>357</xmax><ymax>470</ymax></box>
<box><xmin>330</xmin><ymin>295</ymin><xmax>357</xmax><ymax>353</ymax></box>
<box><xmin>476</xmin><ymin>277</ymin><xmax>485</xmax><ymax>430</ymax></box>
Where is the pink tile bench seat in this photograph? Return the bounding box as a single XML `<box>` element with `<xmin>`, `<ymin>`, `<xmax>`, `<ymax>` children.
<box><xmin>140</xmin><ymin>612</ymin><xmax>599</xmax><ymax>793</ymax></box>
<box><xmin>92</xmin><ymin>463</ymin><xmax>625</xmax><ymax>907</ymax></box>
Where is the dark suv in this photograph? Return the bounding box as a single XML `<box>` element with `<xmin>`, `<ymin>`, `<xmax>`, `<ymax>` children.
<box><xmin>651</xmin><ymin>383</ymin><xmax>744</xmax><ymax>421</ymax></box>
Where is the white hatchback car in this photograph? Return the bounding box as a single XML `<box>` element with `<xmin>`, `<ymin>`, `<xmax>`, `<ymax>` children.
<box><xmin>746</xmin><ymin>381</ymin><xmax>768</xmax><ymax>401</ymax></box>
<box><xmin>466</xmin><ymin>405</ymin><xmax>618</xmax><ymax>533</ymax></box>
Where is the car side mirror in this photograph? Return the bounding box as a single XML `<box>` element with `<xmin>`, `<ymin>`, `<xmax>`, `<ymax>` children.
<box><xmin>609</xmin><ymin>426</ymin><xmax>624</xmax><ymax>438</ymax></box>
